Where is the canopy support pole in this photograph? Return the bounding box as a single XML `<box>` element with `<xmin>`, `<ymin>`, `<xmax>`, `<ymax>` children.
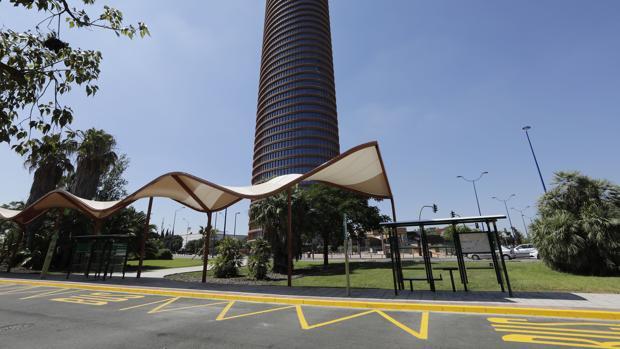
<box><xmin>202</xmin><ymin>211</ymin><xmax>212</xmax><ymax>283</ymax></box>
<box><xmin>6</xmin><ymin>223</ymin><xmax>25</xmax><ymax>273</ymax></box>
<box><xmin>41</xmin><ymin>211</ymin><xmax>61</xmax><ymax>279</ymax></box>
<box><xmin>137</xmin><ymin>197</ymin><xmax>153</xmax><ymax>278</ymax></box>
<box><xmin>287</xmin><ymin>188</ymin><xmax>293</xmax><ymax>287</ymax></box>
<box><xmin>94</xmin><ymin>219</ymin><xmax>102</xmax><ymax>235</ymax></box>
<box><xmin>389</xmin><ymin>198</ymin><xmax>403</xmax><ymax>292</ymax></box>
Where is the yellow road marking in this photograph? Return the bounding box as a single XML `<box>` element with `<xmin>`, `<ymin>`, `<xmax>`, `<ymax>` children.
<box><xmin>296</xmin><ymin>306</ymin><xmax>375</xmax><ymax>330</ymax></box>
<box><xmin>489</xmin><ymin>318</ymin><xmax>620</xmax><ymax>328</ymax></box>
<box><xmin>119</xmin><ymin>298</ymin><xmax>174</xmax><ymax>311</ymax></box>
<box><xmin>501</xmin><ymin>333</ymin><xmax>619</xmax><ymax>348</ymax></box>
<box><xmin>376</xmin><ymin>310</ymin><xmax>429</xmax><ymax>339</ymax></box>
<box><xmin>494</xmin><ymin>328</ymin><xmax>620</xmax><ymax>340</ymax></box>
<box><xmin>2</xmin><ymin>278</ymin><xmax>620</xmax><ymax>320</ymax></box>
<box><xmin>489</xmin><ymin>317</ymin><xmax>620</xmax><ymax>348</ymax></box>
<box><xmin>20</xmin><ymin>288</ymin><xmax>80</xmax><ymax>300</ymax></box>
<box><xmin>492</xmin><ymin>324</ymin><xmax>620</xmax><ymax>336</ymax></box>
<box><xmin>146</xmin><ymin>297</ymin><xmax>228</xmax><ymax>314</ymax></box>
<box><xmin>0</xmin><ymin>285</ymin><xmax>40</xmax><ymax>295</ymax></box>
<box><xmin>51</xmin><ymin>292</ymin><xmax>144</xmax><ymax>306</ymax></box>
<box><xmin>216</xmin><ymin>301</ymin><xmax>295</xmax><ymax>321</ymax></box>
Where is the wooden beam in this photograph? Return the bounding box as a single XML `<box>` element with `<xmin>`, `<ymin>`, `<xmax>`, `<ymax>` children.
<box><xmin>171</xmin><ymin>174</ymin><xmax>211</xmax><ymax>212</ymax></box>
<box><xmin>137</xmin><ymin>197</ymin><xmax>153</xmax><ymax>278</ymax></box>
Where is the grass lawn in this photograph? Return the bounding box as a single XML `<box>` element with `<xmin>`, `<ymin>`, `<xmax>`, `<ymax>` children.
<box><xmin>165</xmin><ymin>259</ymin><xmax>620</xmax><ymax>293</ymax></box>
<box><xmin>125</xmin><ymin>258</ymin><xmax>203</xmax><ymax>271</ymax></box>
<box><xmin>271</xmin><ymin>260</ymin><xmax>620</xmax><ymax>293</ymax></box>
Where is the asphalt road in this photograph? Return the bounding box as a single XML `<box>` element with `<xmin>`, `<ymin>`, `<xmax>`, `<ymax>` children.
<box><xmin>0</xmin><ymin>282</ymin><xmax>617</xmax><ymax>348</ymax></box>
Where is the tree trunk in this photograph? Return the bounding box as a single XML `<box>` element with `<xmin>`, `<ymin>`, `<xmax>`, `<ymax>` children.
<box><xmin>25</xmin><ymin>165</ymin><xmax>63</xmax><ymax>250</ymax></box>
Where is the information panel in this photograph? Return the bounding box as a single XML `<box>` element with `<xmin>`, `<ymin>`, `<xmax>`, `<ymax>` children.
<box><xmin>458</xmin><ymin>232</ymin><xmax>491</xmax><ymax>253</ymax></box>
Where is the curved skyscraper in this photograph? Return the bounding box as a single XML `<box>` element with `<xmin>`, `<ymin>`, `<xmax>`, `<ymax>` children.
<box><xmin>252</xmin><ymin>0</ymin><xmax>340</xmax><ymax>184</ymax></box>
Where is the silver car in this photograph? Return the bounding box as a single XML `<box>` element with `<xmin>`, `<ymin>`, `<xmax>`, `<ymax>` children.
<box><xmin>468</xmin><ymin>246</ymin><xmax>513</xmax><ymax>260</ymax></box>
<box><xmin>513</xmin><ymin>244</ymin><xmax>537</xmax><ymax>259</ymax></box>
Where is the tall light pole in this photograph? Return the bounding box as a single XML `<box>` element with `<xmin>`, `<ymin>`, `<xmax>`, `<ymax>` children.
<box><xmin>223</xmin><ymin>208</ymin><xmax>228</xmax><ymax>238</ymax></box>
<box><xmin>171</xmin><ymin>206</ymin><xmax>185</xmax><ymax>235</ymax></box>
<box><xmin>457</xmin><ymin>171</ymin><xmax>488</xmax><ymax>216</ymax></box>
<box><xmin>511</xmin><ymin>206</ymin><xmax>530</xmax><ymax>236</ymax></box>
<box><xmin>233</xmin><ymin>212</ymin><xmax>240</xmax><ymax>237</ymax></box>
<box><xmin>522</xmin><ymin>126</ymin><xmax>547</xmax><ymax>193</ymax></box>
<box><xmin>492</xmin><ymin>194</ymin><xmax>516</xmax><ymax>243</ymax></box>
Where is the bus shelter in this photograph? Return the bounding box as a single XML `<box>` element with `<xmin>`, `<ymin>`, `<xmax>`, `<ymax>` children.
<box><xmin>65</xmin><ymin>234</ymin><xmax>131</xmax><ymax>281</ymax></box>
<box><xmin>380</xmin><ymin>215</ymin><xmax>513</xmax><ymax>296</ymax></box>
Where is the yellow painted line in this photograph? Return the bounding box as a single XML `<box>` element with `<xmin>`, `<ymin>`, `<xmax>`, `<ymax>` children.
<box><xmin>492</xmin><ymin>324</ymin><xmax>620</xmax><ymax>336</ymax></box>
<box><xmin>216</xmin><ymin>301</ymin><xmax>295</xmax><ymax>321</ymax></box>
<box><xmin>1</xmin><ymin>278</ymin><xmax>619</xmax><ymax>321</ymax></box>
<box><xmin>488</xmin><ymin>317</ymin><xmax>620</xmax><ymax>328</ymax></box>
<box><xmin>296</xmin><ymin>305</ymin><xmax>375</xmax><ymax>330</ymax></box>
<box><xmin>0</xmin><ymin>285</ymin><xmax>40</xmax><ymax>295</ymax></box>
<box><xmin>501</xmin><ymin>333</ymin><xmax>613</xmax><ymax>348</ymax></box>
<box><xmin>494</xmin><ymin>328</ymin><xmax>620</xmax><ymax>340</ymax></box>
<box><xmin>20</xmin><ymin>288</ymin><xmax>80</xmax><ymax>300</ymax></box>
<box><xmin>376</xmin><ymin>310</ymin><xmax>429</xmax><ymax>339</ymax></box>
<box><xmin>119</xmin><ymin>297</ymin><xmax>172</xmax><ymax>311</ymax></box>
<box><xmin>147</xmin><ymin>297</ymin><xmax>180</xmax><ymax>314</ymax></box>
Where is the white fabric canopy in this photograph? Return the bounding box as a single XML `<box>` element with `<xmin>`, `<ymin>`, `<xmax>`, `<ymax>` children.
<box><xmin>0</xmin><ymin>141</ymin><xmax>392</xmax><ymax>224</ymax></box>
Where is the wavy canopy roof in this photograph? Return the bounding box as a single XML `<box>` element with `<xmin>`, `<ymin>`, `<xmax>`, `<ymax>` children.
<box><xmin>0</xmin><ymin>142</ymin><xmax>393</xmax><ymax>225</ymax></box>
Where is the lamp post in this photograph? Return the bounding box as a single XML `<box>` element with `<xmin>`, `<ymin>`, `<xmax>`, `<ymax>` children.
<box><xmin>511</xmin><ymin>206</ymin><xmax>531</xmax><ymax>236</ymax></box>
<box><xmin>223</xmin><ymin>208</ymin><xmax>228</xmax><ymax>238</ymax></box>
<box><xmin>522</xmin><ymin>126</ymin><xmax>547</xmax><ymax>193</ymax></box>
<box><xmin>171</xmin><ymin>206</ymin><xmax>185</xmax><ymax>235</ymax></box>
<box><xmin>492</xmin><ymin>194</ymin><xmax>516</xmax><ymax>244</ymax></box>
<box><xmin>233</xmin><ymin>212</ymin><xmax>240</xmax><ymax>237</ymax></box>
<box><xmin>457</xmin><ymin>171</ymin><xmax>488</xmax><ymax>216</ymax></box>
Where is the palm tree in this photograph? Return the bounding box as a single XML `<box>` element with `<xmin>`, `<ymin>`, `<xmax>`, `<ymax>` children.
<box><xmin>531</xmin><ymin>171</ymin><xmax>620</xmax><ymax>275</ymax></box>
<box><xmin>24</xmin><ymin>133</ymin><xmax>77</xmax><ymax>206</ymax></box>
<box><xmin>23</xmin><ymin>133</ymin><xmax>77</xmax><ymax>249</ymax></box>
<box><xmin>70</xmin><ymin>128</ymin><xmax>118</xmax><ymax>199</ymax></box>
<box><xmin>250</xmin><ymin>187</ymin><xmax>306</xmax><ymax>274</ymax></box>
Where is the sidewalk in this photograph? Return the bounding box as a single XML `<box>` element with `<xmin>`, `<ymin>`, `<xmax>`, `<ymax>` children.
<box><xmin>123</xmin><ymin>265</ymin><xmax>206</xmax><ymax>278</ymax></box>
<box><xmin>1</xmin><ymin>271</ymin><xmax>618</xmax><ymax>313</ymax></box>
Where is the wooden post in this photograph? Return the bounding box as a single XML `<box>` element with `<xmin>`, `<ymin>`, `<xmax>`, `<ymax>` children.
<box><xmin>202</xmin><ymin>211</ymin><xmax>212</xmax><ymax>283</ymax></box>
<box><xmin>137</xmin><ymin>197</ymin><xmax>153</xmax><ymax>278</ymax></box>
<box><xmin>287</xmin><ymin>188</ymin><xmax>293</xmax><ymax>287</ymax></box>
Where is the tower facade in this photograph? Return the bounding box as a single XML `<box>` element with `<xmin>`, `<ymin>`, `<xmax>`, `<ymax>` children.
<box><xmin>252</xmin><ymin>0</ymin><xmax>340</xmax><ymax>184</ymax></box>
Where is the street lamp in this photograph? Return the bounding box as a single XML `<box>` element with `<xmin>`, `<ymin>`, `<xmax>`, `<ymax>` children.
<box><xmin>233</xmin><ymin>212</ymin><xmax>240</xmax><ymax>237</ymax></box>
<box><xmin>522</xmin><ymin>126</ymin><xmax>547</xmax><ymax>193</ymax></box>
<box><xmin>223</xmin><ymin>208</ymin><xmax>228</xmax><ymax>238</ymax></box>
<box><xmin>511</xmin><ymin>206</ymin><xmax>531</xmax><ymax>236</ymax></box>
<box><xmin>171</xmin><ymin>206</ymin><xmax>185</xmax><ymax>235</ymax></box>
<box><xmin>492</xmin><ymin>194</ymin><xmax>516</xmax><ymax>243</ymax></box>
<box><xmin>457</xmin><ymin>171</ymin><xmax>488</xmax><ymax>216</ymax></box>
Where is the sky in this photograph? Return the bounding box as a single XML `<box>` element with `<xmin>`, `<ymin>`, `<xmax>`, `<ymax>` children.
<box><xmin>1</xmin><ymin>0</ymin><xmax>619</xmax><ymax>237</ymax></box>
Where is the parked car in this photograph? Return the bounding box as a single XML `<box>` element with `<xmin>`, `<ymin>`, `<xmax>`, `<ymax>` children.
<box><xmin>513</xmin><ymin>244</ymin><xmax>537</xmax><ymax>259</ymax></box>
<box><xmin>468</xmin><ymin>246</ymin><xmax>513</xmax><ymax>260</ymax></box>
<box><xmin>529</xmin><ymin>250</ymin><xmax>540</xmax><ymax>259</ymax></box>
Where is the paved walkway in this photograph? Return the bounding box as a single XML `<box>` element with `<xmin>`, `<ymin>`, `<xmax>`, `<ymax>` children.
<box><xmin>1</xmin><ymin>272</ymin><xmax>618</xmax><ymax>312</ymax></box>
<box><xmin>123</xmin><ymin>265</ymin><xmax>206</xmax><ymax>278</ymax></box>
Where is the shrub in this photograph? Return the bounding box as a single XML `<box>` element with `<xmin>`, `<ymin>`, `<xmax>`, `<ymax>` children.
<box><xmin>531</xmin><ymin>172</ymin><xmax>620</xmax><ymax>275</ymax></box>
<box><xmin>247</xmin><ymin>238</ymin><xmax>271</xmax><ymax>280</ymax></box>
<box><xmin>212</xmin><ymin>237</ymin><xmax>243</xmax><ymax>278</ymax></box>
<box><xmin>157</xmin><ymin>248</ymin><xmax>173</xmax><ymax>260</ymax></box>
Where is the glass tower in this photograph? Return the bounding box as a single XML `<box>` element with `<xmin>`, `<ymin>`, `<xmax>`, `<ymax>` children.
<box><xmin>252</xmin><ymin>0</ymin><xmax>340</xmax><ymax>184</ymax></box>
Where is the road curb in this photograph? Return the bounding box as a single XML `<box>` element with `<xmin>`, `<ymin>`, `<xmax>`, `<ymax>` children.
<box><xmin>1</xmin><ymin>277</ymin><xmax>618</xmax><ymax>320</ymax></box>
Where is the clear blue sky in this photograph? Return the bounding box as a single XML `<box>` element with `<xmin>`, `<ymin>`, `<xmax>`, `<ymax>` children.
<box><xmin>1</xmin><ymin>1</ymin><xmax>619</xmax><ymax>235</ymax></box>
